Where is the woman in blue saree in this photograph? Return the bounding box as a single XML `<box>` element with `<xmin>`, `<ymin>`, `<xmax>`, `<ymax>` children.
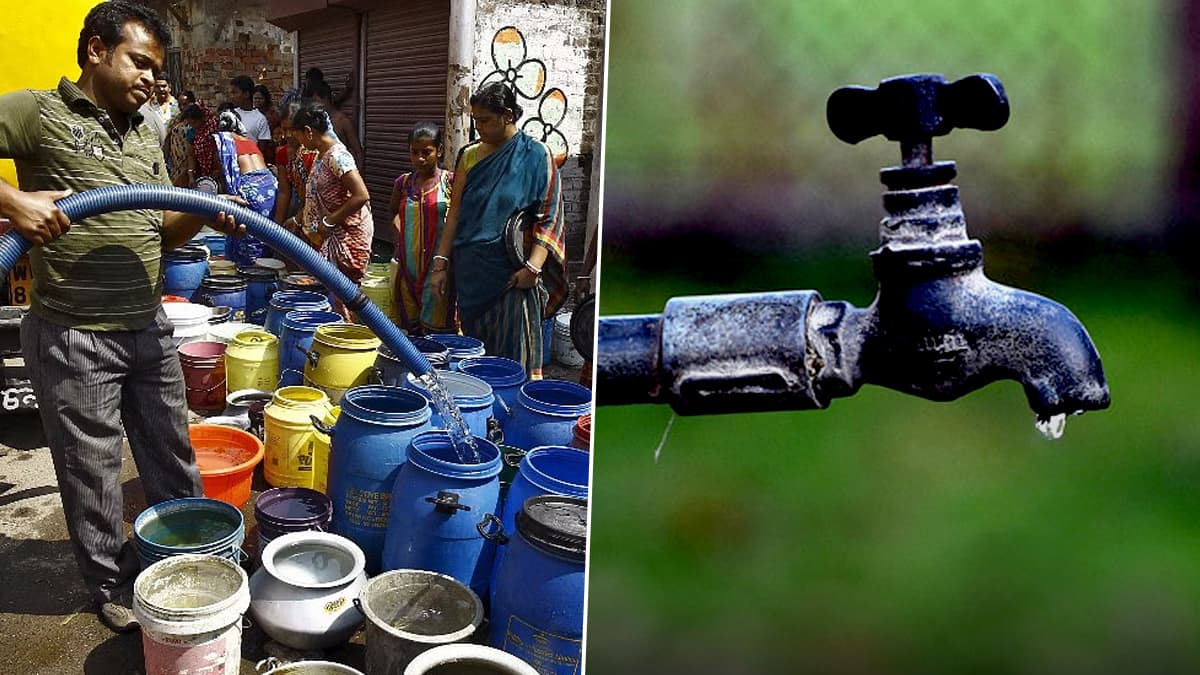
<box><xmin>431</xmin><ymin>83</ymin><xmax>566</xmax><ymax>378</ymax></box>
<box><xmin>215</xmin><ymin>109</ymin><xmax>277</xmax><ymax>265</ymax></box>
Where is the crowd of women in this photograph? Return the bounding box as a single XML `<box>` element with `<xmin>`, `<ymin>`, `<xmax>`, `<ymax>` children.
<box><xmin>157</xmin><ymin>75</ymin><xmax>566</xmax><ymax>378</ymax></box>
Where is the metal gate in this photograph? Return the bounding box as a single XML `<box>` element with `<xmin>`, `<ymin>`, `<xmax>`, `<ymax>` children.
<box><xmin>362</xmin><ymin>0</ymin><xmax>450</xmax><ymax>244</ymax></box>
<box><xmin>298</xmin><ymin>10</ymin><xmax>361</xmax><ymax>130</ymax></box>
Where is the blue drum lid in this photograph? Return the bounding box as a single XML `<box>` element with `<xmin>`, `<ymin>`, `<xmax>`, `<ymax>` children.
<box><xmin>516</xmin><ymin>494</ymin><xmax>587</xmax><ymax>561</ymax></box>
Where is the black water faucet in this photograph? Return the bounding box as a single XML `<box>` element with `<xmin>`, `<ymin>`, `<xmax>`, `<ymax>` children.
<box><xmin>597</xmin><ymin>74</ymin><xmax>1111</xmax><ymax>429</ymax></box>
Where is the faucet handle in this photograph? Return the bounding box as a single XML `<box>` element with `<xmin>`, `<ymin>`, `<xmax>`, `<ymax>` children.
<box><xmin>827</xmin><ymin>73</ymin><xmax>1009</xmax><ymax>166</ymax></box>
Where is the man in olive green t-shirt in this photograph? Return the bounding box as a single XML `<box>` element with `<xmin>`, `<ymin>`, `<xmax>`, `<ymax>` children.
<box><xmin>0</xmin><ymin>1</ymin><xmax>244</xmax><ymax>634</ymax></box>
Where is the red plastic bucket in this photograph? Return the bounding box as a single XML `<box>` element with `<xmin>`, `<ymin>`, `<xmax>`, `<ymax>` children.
<box><xmin>571</xmin><ymin>413</ymin><xmax>592</xmax><ymax>451</ymax></box>
<box><xmin>190</xmin><ymin>425</ymin><xmax>265</xmax><ymax>508</ymax></box>
<box><xmin>179</xmin><ymin>341</ymin><xmax>227</xmax><ymax>412</ymax></box>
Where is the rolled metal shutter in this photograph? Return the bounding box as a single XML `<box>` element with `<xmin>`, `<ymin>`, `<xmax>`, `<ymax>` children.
<box><xmin>298</xmin><ymin>11</ymin><xmax>361</xmax><ymax>129</ymax></box>
<box><xmin>363</xmin><ymin>0</ymin><xmax>451</xmax><ymax>244</ymax></box>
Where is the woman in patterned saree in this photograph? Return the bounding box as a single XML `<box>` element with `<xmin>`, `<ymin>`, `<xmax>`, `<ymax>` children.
<box><xmin>285</xmin><ymin>102</ymin><xmax>373</xmax><ymax>320</ymax></box>
<box><xmin>213</xmin><ymin>109</ymin><xmax>277</xmax><ymax>265</ymax></box>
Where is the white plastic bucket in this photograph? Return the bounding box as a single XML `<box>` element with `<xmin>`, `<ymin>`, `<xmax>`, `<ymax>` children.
<box><xmin>553</xmin><ymin>312</ymin><xmax>584</xmax><ymax>367</ymax></box>
<box><xmin>263</xmin><ymin>662</ymin><xmax>364</xmax><ymax>674</ymax></box>
<box><xmin>133</xmin><ymin>554</ymin><xmax>250</xmax><ymax>675</ymax></box>
<box><xmin>207</xmin><ymin>322</ymin><xmax>259</xmax><ymax>345</ymax></box>
<box><xmin>403</xmin><ymin>644</ymin><xmax>539</xmax><ymax>675</ymax></box>
<box><xmin>164</xmin><ymin>303</ymin><xmax>214</xmax><ymax>348</ymax></box>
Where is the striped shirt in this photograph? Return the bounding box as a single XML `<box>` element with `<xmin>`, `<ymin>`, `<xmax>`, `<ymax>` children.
<box><xmin>0</xmin><ymin>77</ymin><xmax>170</xmax><ymax>330</ymax></box>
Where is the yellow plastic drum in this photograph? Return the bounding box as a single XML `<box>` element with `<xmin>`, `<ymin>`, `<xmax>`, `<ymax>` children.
<box><xmin>361</xmin><ymin>275</ymin><xmax>396</xmax><ymax>322</ymax></box>
<box><xmin>225</xmin><ymin>329</ymin><xmax>280</xmax><ymax>392</ymax></box>
<box><xmin>263</xmin><ymin>386</ymin><xmax>332</xmax><ymax>488</ymax></box>
<box><xmin>304</xmin><ymin>324</ymin><xmax>381</xmax><ymax>404</ymax></box>
<box><xmin>311</xmin><ymin>405</ymin><xmax>341</xmax><ymax>494</ymax></box>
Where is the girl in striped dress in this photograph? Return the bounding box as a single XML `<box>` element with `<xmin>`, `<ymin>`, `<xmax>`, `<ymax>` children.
<box><xmin>390</xmin><ymin>121</ymin><xmax>456</xmax><ymax>334</ymax></box>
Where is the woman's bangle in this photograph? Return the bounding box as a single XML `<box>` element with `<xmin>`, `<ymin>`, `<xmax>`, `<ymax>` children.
<box><xmin>524</xmin><ymin>260</ymin><xmax>542</xmax><ymax>275</ymax></box>
<box><xmin>432</xmin><ymin>254</ymin><xmax>450</xmax><ymax>264</ymax></box>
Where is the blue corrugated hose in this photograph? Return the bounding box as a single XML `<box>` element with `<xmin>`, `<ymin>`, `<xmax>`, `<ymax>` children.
<box><xmin>0</xmin><ymin>185</ymin><xmax>433</xmax><ymax>376</ymax></box>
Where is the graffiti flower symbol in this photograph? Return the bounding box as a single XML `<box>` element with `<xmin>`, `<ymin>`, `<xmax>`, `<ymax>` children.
<box><xmin>521</xmin><ymin>89</ymin><xmax>569</xmax><ymax>168</ymax></box>
<box><xmin>481</xmin><ymin>26</ymin><xmax>546</xmax><ymax>102</ymax></box>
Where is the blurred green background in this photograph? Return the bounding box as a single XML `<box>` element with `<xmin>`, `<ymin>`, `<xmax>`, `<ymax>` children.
<box><xmin>588</xmin><ymin>1</ymin><xmax>1200</xmax><ymax>674</ymax></box>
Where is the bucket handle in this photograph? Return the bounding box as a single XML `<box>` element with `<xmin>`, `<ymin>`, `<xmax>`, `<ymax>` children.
<box><xmin>306</xmin><ymin>349</ymin><xmax>320</xmax><ymax>369</ymax></box>
<box><xmin>368</xmin><ymin>366</ymin><xmax>384</xmax><ymax>385</ymax></box>
<box><xmin>477</xmin><ymin>513</ymin><xmax>508</xmax><ymax>544</ymax></box>
<box><xmin>186</xmin><ymin>377</ymin><xmax>228</xmax><ymax>393</ymax></box>
<box><xmin>502</xmin><ymin>447</ymin><xmax>526</xmax><ymax>468</ymax></box>
<box><xmin>495</xmin><ymin>395</ymin><xmax>512</xmax><ymax>419</ymax></box>
<box><xmin>426</xmin><ymin>490</ymin><xmax>471</xmax><ymax>515</ymax></box>
<box><xmin>277</xmin><ymin>368</ymin><xmax>305</xmax><ymax>388</ymax></box>
<box><xmin>352</xmin><ymin>596</ymin><xmax>367</xmax><ymax>617</ymax></box>
<box><xmin>310</xmin><ymin>414</ymin><xmax>335</xmax><ymax>436</ymax></box>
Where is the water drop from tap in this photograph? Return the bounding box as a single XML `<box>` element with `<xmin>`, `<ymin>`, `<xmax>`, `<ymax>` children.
<box><xmin>653</xmin><ymin>413</ymin><xmax>677</xmax><ymax>463</ymax></box>
<box><xmin>1035</xmin><ymin>413</ymin><xmax>1067</xmax><ymax>440</ymax></box>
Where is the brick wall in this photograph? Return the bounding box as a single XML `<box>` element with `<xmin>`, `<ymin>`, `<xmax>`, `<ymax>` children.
<box><xmin>473</xmin><ymin>0</ymin><xmax>607</xmax><ymax>277</ymax></box>
<box><xmin>155</xmin><ymin>0</ymin><xmax>294</xmax><ymax>111</ymax></box>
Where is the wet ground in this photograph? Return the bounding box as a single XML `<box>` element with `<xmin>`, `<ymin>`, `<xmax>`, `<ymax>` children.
<box><xmin>0</xmin><ymin>360</ymin><xmax>588</xmax><ymax>674</ymax></box>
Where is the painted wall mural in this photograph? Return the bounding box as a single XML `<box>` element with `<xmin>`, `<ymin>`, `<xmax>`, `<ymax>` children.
<box><xmin>480</xmin><ymin>26</ymin><xmax>570</xmax><ymax>167</ymax></box>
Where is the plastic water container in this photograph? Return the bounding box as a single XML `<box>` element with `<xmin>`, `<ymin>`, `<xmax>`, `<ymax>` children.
<box><xmin>206</xmin><ymin>321</ymin><xmax>258</xmax><ymax>345</ymax></box>
<box><xmin>404</xmin><ymin>644</ymin><xmax>538</xmax><ymax>675</ymax></box>
<box><xmin>487</xmin><ymin>495</ymin><xmax>587</xmax><ymax>674</ymax></box>
<box><xmin>190</xmin><ymin>424</ymin><xmax>264</xmax><ymax>508</ymax></box>
<box><xmin>224</xmin><ymin>329</ymin><xmax>279</xmax><ymax>392</ymax></box>
<box><xmin>265</xmin><ymin>290</ymin><xmax>332</xmax><ymax>337</ymax></box>
<box><xmin>305</xmin><ymin>324</ymin><xmax>382</xmax><ymax>404</ymax></box>
<box><xmin>457</xmin><ymin>356</ymin><xmax>527</xmax><ymax>426</ymax></box>
<box><xmin>503</xmin><ymin>380</ymin><xmax>593</xmax><ymax>451</ymax></box>
<box><xmin>553</xmin><ymin>312</ymin><xmax>585</xmax><ymax>367</ymax></box>
<box><xmin>238</xmin><ymin>265</ymin><xmax>278</xmax><ymax>326</ymax></box>
<box><xmin>361</xmin><ymin>274</ymin><xmax>397</xmax><ymax>321</ymax></box>
<box><xmin>164</xmin><ymin>302</ymin><xmax>213</xmax><ymax>348</ymax></box>
<box><xmin>496</xmin><ymin>446</ymin><xmax>589</xmax><ymax>548</ymax></box>
<box><xmin>279</xmin><ymin>310</ymin><xmax>344</xmax><ymax>387</ymax></box>
<box><xmin>263</xmin><ymin>386</ymin><xmax>333</xmax><ymax>488</ymax></box>
<box><xmin>132</xmin><ymin>497</ymin><xmax>246</xmax><ymax>568</ymax></box>
<box><xmin>374</xmin><ymin>339</ymin><xmax>450</xmax><ymax>387</ymax></box>
<box><xmin>327</xmin><ymin>386</ymin><xmax>432</xmax><ymax>573</ymax></box>
<box><xmin>404</xmin><ymin>371</ymin><xmax>495</xmax><ymax>440</ymax></box>
<box><xmin>163</xmin><ymin>245</ymin><xmax>208</xmax><ymax>299</ymax></box>
<box><xmin>382</xmin><ymin>431</ymin><xmax>502</xmax><ymax>599</ymax></box>
<box><xmin>202</xmin><ymin>232</ymin><xmax>227</xmax><ymax>257</ymax></box>
<box><xmin>133</xmin><ymin>554</ymin><xmax>250</xmax><ymax>675</ymax></box>
<box><xmin>196</xmin><ymin>275</ymin><xmax>248</xmax><ymax>322</ymax></box>
<box><xmin>178</xmin><ymin>341</ymin><xmax>227</xmax><ymax>413</ymax></box>
<box><xmin>428</xmin><ymin>334</ymin><xmax>487</xmax><ymax>370</ymax></box>
<box><xmin>253</xmin><ymin>487</ymin><xmax>334</xmax><ymax>557</ymax></box>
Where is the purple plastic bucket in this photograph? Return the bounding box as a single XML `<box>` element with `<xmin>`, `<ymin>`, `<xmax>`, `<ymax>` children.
<box><xmin>253</xmin><ymin>487</ymin><xmax>333</xmax><ymax>555</ymax></box>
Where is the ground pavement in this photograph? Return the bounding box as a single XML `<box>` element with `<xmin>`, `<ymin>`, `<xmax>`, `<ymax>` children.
<box><xmin>0</xmin><ymin>361</ymin><xmax>589</xmax><ymax>674</ymax></box>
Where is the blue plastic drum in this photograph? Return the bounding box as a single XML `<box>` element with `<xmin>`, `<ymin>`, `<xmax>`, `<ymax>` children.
<box><xmin>488</xmin><ymin>495</ymin><xmax>587</xmax><ymax>675</ymax></box>
<box><xmin>326</xmin><ymin>385</ymin><xmax>432</xmax><ymax>573</ymax></box>
<box><xmin>381</xmin><ymin>430</ymin><xmax>502</xmax><ymax>599</ymax></box>
<box><xmin>503</xmin><ymin>380</ymin><xmax>592</xmax><ymax>451</ymax></box>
